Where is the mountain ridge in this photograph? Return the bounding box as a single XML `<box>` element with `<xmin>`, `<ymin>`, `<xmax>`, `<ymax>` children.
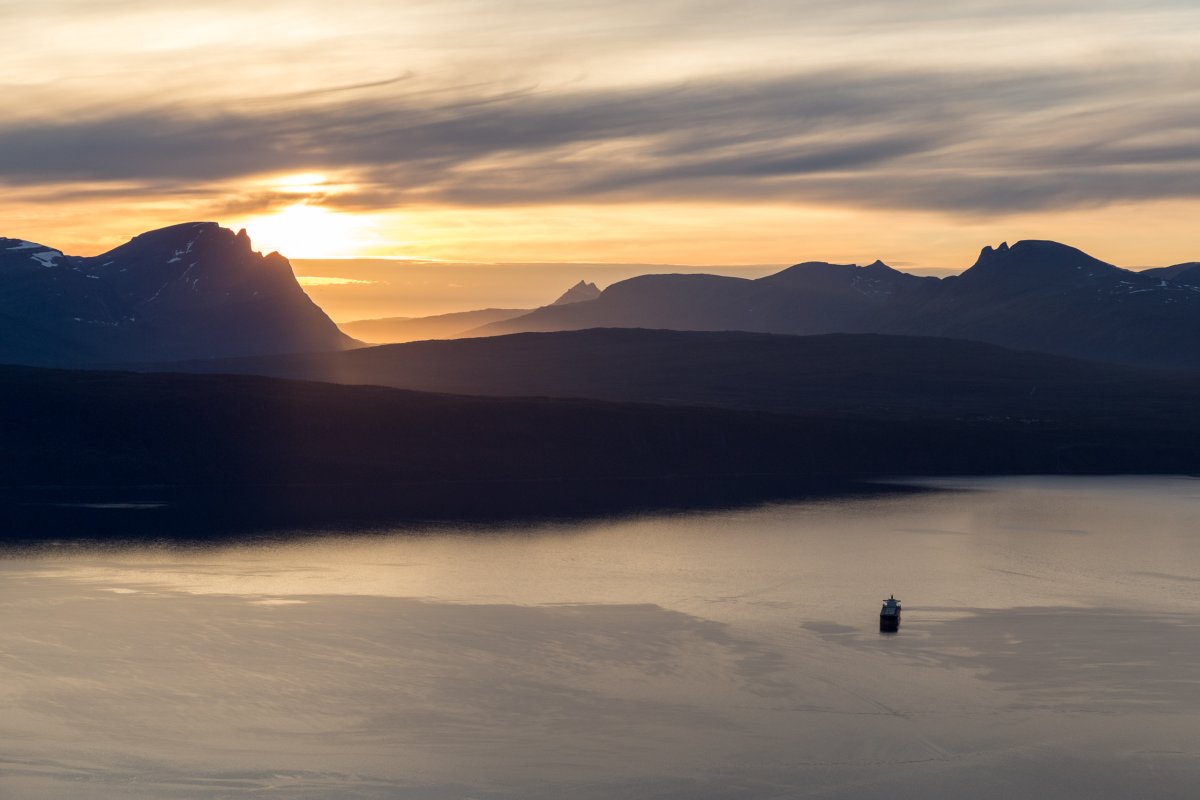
<box><xmin>339</xmin><ymin>279</ymin><xmax>603</xmax><ymax>344</ymax></box>
<box><xmin>4</xmin><ymin>226</ymin><xmax>1198</xmax><ymax>368</ymax></box>
<box><xmin>0</xmin><ymin>222</ymin><xmax>355</xmax><ymax>365</ymax></box>
<box><xmin>469</xmin><ymin>240</ymin><xmax>1200</xmax><ymax>367</ymax></box>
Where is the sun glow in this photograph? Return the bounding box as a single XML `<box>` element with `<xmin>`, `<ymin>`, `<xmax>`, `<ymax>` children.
<box><xmin>267</xmin><ymin>172</ymin><xmax>330</xmax><ymax>193</ymax></box>
<box><xmin>236</xmin><ymin>203</ymin><xmax>375</xmax><ymax>259</ymax></box>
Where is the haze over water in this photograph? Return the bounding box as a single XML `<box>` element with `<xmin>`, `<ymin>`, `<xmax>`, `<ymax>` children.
<box><xmin>3</xmin><ymin>476</ymin><xmax>1199</xmax><ymax>798</ymax></box>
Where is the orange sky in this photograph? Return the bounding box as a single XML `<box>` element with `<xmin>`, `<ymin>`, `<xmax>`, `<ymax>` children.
<box><xmin>3</xmin><ymin>1</ymin><xmax>1198</xmax><ymax>270</ymax></box>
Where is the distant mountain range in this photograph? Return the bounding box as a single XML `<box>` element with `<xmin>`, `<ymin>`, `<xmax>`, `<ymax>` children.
<box><xmin>4</xmin><ymin>226</ymin><xmax>1196</xmax><ymax>369</ymax></box>
<box><xmin>338</xmin><ymin>307</ymin><xmax>530</xmax><ymax>344</ymax></box>
<box><xmin>470</xmin><ymin>241</ymin><xmax>1200</xmax><ymax>368</ymax></box>
<box><xmin>6</xmin><ymin>224</ymin><xmax>1200</xmax><ymax>530</ymax></box>
<box><xmin>340</xmin><ymin>279</ymin><xmax>602</xmax><ymax>344</ymax></box>
<box><xmin>0</xmin><ymin>222</ymin><xmax>354</xmax><ymax>365</ymax></box>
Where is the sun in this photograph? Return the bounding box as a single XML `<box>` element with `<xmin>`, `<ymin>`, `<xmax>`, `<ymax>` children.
<box><xmin>236</xmin><ymin>203</ymin><xmax>374</xmax><ymax>259</ymax></box>
<box><xmin>270</xmin><ymin>172</ymin><xmax>329</xmax><ymax>192</ymax></box>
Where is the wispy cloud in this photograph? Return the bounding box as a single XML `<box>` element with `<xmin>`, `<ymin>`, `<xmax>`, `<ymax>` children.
<box><xmin>3</xmin><ymin>0</ymin><xmax>1199</xmax><ymax>264</ymax></box>
<box><xmin>2</xmin><ymin>61</ymin><xmax>1197</xmax><ymax>215</ymax></box>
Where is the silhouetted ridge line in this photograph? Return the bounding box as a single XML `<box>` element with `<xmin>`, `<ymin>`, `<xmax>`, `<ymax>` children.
<box><xmin>339</xmin><ymin>280</ymin><xmax>603</xmax><ymax>344</ymax></box>
<box><xmin>468</xmin><ymin>241</ymin><xmax>1200</xmax><ymax>368</ymax></box>
<box><xmin>0</xmin><ymin>222</ymin><xmax>355</xmax><ymax>366</ymax></box>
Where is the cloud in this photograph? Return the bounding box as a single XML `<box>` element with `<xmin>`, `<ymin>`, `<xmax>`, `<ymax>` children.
<box><xmin>0</xmin><ymin>56</ymin><xmax>1197</xmax><ymax>216</ymax></box>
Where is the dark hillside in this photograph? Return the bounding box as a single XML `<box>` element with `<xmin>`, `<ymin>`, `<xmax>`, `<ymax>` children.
<box><xmin>169</xmin><ymin>329</ymin><xmax>1200</xmax><ymax>422</ymax></box>
<box><xmin>2</xmin><ymin>363</ymin><xmax>1200</xmax><ymax>537</ymax></box>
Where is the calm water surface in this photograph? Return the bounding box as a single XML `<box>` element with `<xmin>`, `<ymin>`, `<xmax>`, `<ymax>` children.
<box><xmin>2</xmin><ymin>476</ymin><xmax>1199</xmax><ymax>798</ymax></box>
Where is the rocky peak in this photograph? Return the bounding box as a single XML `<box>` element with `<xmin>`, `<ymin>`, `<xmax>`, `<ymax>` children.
<box><xmin>958</xmin><ymin>240</ymin><xmax>1125</xmax><ymax>290</ymax></box>
<box><xmin>551</xmin><ymin>280</ymin><xmax>602</xmax><ymax>306</ymax></box>
<box><xmin>0</xmin><ymin>221</ymin><xmax>355</xmax><ymax>365</ymax></box>
<box><xmin>86</xmin><ymin>222</ymin><xmax>302</xmax><ymax>303</ymax></box>
<box><xmin>98</xmin><ymin>222</ymin><xmax>249</xmax><ymax>266</ymax></box>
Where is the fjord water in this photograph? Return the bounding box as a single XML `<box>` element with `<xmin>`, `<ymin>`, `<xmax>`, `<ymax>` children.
<box><xmin>2</xmin><ymin>477</ymin><xmax>1199</xmax><ymax>798</ymax></box>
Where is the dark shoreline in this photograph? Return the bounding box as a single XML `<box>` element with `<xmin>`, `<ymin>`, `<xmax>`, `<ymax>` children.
<box><xmin>0</xmin><ymin>476</ymin><xmax>930</xmax><ymax>545</ymax></box>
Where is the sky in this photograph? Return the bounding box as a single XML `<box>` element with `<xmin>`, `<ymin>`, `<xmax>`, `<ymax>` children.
<box><xmin>3</xmin><ymin>0</ymin><xmax>1199</xmax><ymax>270</ymax></box>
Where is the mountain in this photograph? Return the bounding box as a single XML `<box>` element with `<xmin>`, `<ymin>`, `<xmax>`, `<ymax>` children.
<box><xmin>469</xmin><ymin>241</ymin><xmax>1200</xmax><ymax>368</ymax></box>
<box><xmin>338</xmin><ymin>280</ymin><xmax>601</xmax><ymax>344</ymax></box>
<box><xmin>0</xmin><ymin>222</ymin><xmax>355</xmax><ymax>366</ymax></box>
<box><xmin>890</xmin><ymin>242</ymin><xmax>1200</xmax><ymax>366</ymax></box>
<box><xmin>551</xmin><ymin>280</ymin><xmax>601</xmax><ymax>305</ymax></box>
<box><xmin>339</xmin><ymin>307</ymin><xmax>529</xmax><ymax>344</ymax></box>
<box><xmin>464</xmin><ymin>267</ymin><xmax>922</xmax><ymax>337</ymax></box>
<box><xmin>169</xmin><ymin>328</ymin><xmax>1200</xmax><ymax>422</ymax></box>
<box><xmin>1142</xmin><ymin>261</ymin><xmax>1200</xmax><ymax>287</ymax></box>
<box><xmin>462</xmin><ymin>259</ymin><xmax>937</xmax><ymax>337</ymax></box>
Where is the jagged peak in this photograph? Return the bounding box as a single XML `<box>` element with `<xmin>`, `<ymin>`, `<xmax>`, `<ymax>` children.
<box><xmin>95</xmin><ymin>221</ymin><xmax>264</xmax><ymax>266</ymax></box>
<box><xmin>551</xmin><ymin>279</ymin><xmax>602</xmax><ymax>306</ymax></box>
<box><xmin>0</xmin><ymin>220</ymin><xmax>354</xmax><ymax>363</ymax></box>
<box><xmin>959</xmin><ymin>240</ymin><xmax>1126</xmax><ymax>290</ymax></box>
<box><xmin>969</xmin><ymin>239</ymin><xmax>1115</xmax><ymax>270</ymax></box>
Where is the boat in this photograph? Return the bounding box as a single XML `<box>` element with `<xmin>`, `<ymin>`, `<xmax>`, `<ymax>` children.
<box><xmin>879</xmin><ymin>594</ymin><xmax>901</xmax><ymax>632</ymax></box>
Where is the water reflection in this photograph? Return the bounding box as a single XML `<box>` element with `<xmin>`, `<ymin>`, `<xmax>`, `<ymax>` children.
<box><xmin>1</xmin><ymin>476</ymin><xmax>1198</xmax><ymax>798</ymax></box>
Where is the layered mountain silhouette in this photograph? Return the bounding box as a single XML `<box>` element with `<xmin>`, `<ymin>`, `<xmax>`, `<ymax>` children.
<box><xmin>4</xmin><ymin>227</ymin><xmax>1197</xmax><ymax>370</ymax></box>
<box><xmin>339</xmin><ymin>307</ymin><xmax>529</xmax><ymax>344</ymax></box>
<box><xmin>340</xmin><ymin>279</ymin><xmax>601</xmax><ymax>344</ymax></box>
<box><xmin>469</xmin><ymin>241</ymin><xmax>1200</xmax><ymax>368</ymax></box>
<box><xmin>7</xmin><ymin>225</ymin><xmax>1200</xmax><ymax>531</ymax></box>
<box><xmin>0</xmin><ymin>222</ymin><xmax>354</xmax><ymax>365</ymax></box>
